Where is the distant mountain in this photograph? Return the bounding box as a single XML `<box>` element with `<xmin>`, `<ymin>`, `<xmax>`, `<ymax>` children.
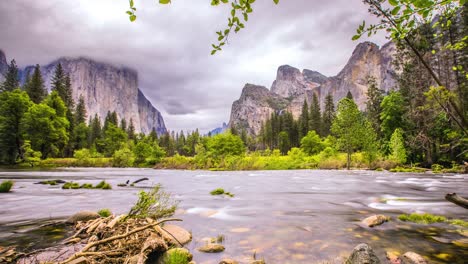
<box><xmin>229</xmin><ymin>41</ymin><xmax>397</xmax><ymax>135</ymax></box>
<box><xmin>209</xmin><ymin>122</ymin><xmax>228</xmax><ymax>135</ymax></box>
<box><xmin>0</xmin><ymin>50</ymin><xmax>167</xmax><ymax>135</ymax></box>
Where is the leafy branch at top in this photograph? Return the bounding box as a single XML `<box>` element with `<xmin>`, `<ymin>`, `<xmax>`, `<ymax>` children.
<box><xmin>126</xmin><ymin>0</ymin><xmax>280</xmax><ymax>55</ymax></box>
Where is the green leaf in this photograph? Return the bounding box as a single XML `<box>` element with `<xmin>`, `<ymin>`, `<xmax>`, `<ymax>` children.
<box><xmin>211</xmin><ymin>50</ymin><xmax>217</xmax><ymax>55</ymax></box>
<box><xmin>129</xmin><ymin>15</ymin><xmax>136</xmax><ymax>22</ymax></box>
<box><xmin>273</xmin><ymin>0</ymin><xmax>279</xmax><ymax>4</ymax></box>
<box><xmin>391</xmin><ymin>6</ymin><xmax>401</xmax><ymax>15</ymax></box>
<box><xmin>159</xmin><ymin>0</ymin><xmax>171</xmax><ymax>4</ymax></box>
<box><xmin>389</xmin><ymin>0</ymin><xmax>398</xmax><ymax>6</ymax></box>
<box><xmin>352</xmin><ymin>34</ymin><xmax>361</xmax><ymax>41</ymax></box>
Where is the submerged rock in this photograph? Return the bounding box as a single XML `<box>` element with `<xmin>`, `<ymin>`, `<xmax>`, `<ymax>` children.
<box><xmin>401</xmin><ymin>252</ymin><xmax>427</xmax><ymax>264</ymax></box>
<box><xmin>198</xmin><ymin>244</ymin><xmax>225</xmax><ymax>253</ymax></box>
<box><xmin>362</xmin><ymin>215</ymin><xmax>389</xmax><ymax>227</ymax></box>
<box><xmin>386</xmin><ymin>251</ymin><xmax>401</xmax><ymax>264</ymax></box>
<box><xmin>345</xmin><ymin>243</ymin><xmax>381</xmax><ymax>264</ymax></box>
<box><xmin>66</xmin><ymin>211</ymin><xmax>100</xmax><ymax>224</ymax></box>
<box><xmin>219</xmin><ymin>259</ymin><xmax>239</xmax><ymax>264</ymax></box>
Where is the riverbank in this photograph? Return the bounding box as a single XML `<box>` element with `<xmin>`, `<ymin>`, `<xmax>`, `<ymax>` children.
<box><xmin>2</xmin><ymin>154</ymin><xmax>465</xmax><ymax>173</ymax></box>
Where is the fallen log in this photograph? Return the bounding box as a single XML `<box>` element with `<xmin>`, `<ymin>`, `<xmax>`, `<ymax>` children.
<box><xmin>132</xmin><ymin>177</ymin><xmax>149</xmax><ymax>184</ymax></box>
<box><xmin>445</xmin><ymin>193</ymin><xmax>468</xmax><ymax>209</ymax></box>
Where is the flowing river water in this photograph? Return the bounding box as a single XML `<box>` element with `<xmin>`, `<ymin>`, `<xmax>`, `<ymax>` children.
<box><xmin>0</xmin><ymin>168</ymin><xmax>467</xmax><ymax>263</ymax></box>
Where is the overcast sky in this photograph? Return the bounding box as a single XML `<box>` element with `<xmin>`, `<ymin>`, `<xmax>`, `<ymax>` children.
<box><xmin>0</xmin><ymin>0</ymin><xmax>387</xmax><ymax>133</ymax></box>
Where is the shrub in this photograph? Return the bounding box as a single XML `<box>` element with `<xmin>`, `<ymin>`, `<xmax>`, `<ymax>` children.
<box><xmin>164</xmin><ymin>248</ymin><xmax>191</xmax><ymax>264</ymax></box>
<box><xmin>112</xmin><ymin>147</ymin><xmax>134</xmax><ymax>167</ymax></box>
<box><xmin>95</xmin><ymin>180</ymin><xmax>112</xmax><ymax>190</ymax></box>
<box><xmin>0</xmin><ymin>180</ymin><xmax>14</xmax><ymax>193</ymax></box>
<box><xmin>98</xmin><ymin>208</ymin><xmax>112</xmax><ymax>217</ymax></box>
<box><xmin>80</xmin><ymin>183</ymin><xmax>94</xmax><ymax>189</ymax></box>
<box><xmin>127</xmin><ymin>184</ymin><xmax>178</xmax><ymax>220</ymax></box>
<box><xmin>431</xmin><ymin>164</ymin><xmax>443</xmax><ymax>172</ymax></box>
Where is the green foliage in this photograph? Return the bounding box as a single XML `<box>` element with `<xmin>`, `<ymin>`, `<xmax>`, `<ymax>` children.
<box><xmin>0</xmin><ymin>180</ymin><xmax>14</xmax><ymax>193</ymax></box>
<box><xmin>399</xmin><ymin>213</ymin><xmax>468</xmax><ymax>228</ymax></box>
<box><xmin>309</xmin><ymin>93</ymin><xmax>321</xmax><ymax>134</ymax></box>
<box><xmin>389</xmin><ymin>166</ymin><xmax>426</xmax><ymax>173</ymax></box>
<box><xmin>97</xmin><ymin>208</ymin><xmax>112</xmax><ymax>217</ymax></box>
<box><xmin>24</xmin><ymin>64</ymin><xmax>47</xmax><ymax>104</ymax></box>
<box><xmin>127</xmin><ymin>184</ymin><xmax>178</xmax><ymax>220</ymax></box>
<box><xmin>331</xmin><ymin>98</ymin><xmax>367</xmax><ymax>169</ymax></box>
<box><xmin>112</xmin><ymin>146</ymin><xmax>134</xmax><ymax>167</ymax></box>
<box><xmin>1</xmin><ymin>60</ymin><xmax>19</xmax><ymax>92</ymax></box>
<box><xmin>0</xmin><ymin>89</ymin><xmax>33</xmax><ymax>164</ymax></box>
<box><xmin>389</xmin><ymin>128</ymin><xmax>407</xmax><ymax>164</ymax></box>
<box><xmin>62</xmin><ymin>182</ymin><xmax>80</xmax><ymax>189</ymax></box>
<box><xmin>21</xmin><ymin>140</ymin><xmax>41</xmax><ymax>167</ymax></box>
<box><xmin>380</xmin><ymin>91</ymin><xmax>406</xmax><ymax>141</ymax></box>
<box><xmin>104</xmin><ymin>124</ymin><xmax>128</xmax><ymax>157</ymax></box>
<box><xmin>81</xmin><ymin>183</ymin><xmax>94</xmax><ymax>189</ymax></box>
<box><xmin>321</xmin><ymin>93</ymin><xmax>335</xmax><ymax>136</ymax></box>
<box><xmin>164</xmin><ymin>248</ymin><xmax>191</xmax><ymax>264</ymax></box>
<box><xmin>206</xmin><ymin>132</ymin><xmax>245</xmax><ymax>158</ymax></box>
<box><xmin>210</xmin><ymin>188</ymin><xmax>225</xmax><ymax>195</ymax></box>
<box><xmin>398</xmin><ymin>213</ymin><xmax>447</xmax><ymax>224</ymax></box>
<box><xmin>300</xmin><ymin>130</ymin><xmax>324</xmax><ymax>155</ymax></box>
<box><xmin>95</xmin><ymin>180</ymin><xmax>112</xmax><ymax>190</ymax></box>
<box><xmin>22</xmin><ymin>95</ymin><xmax>69</xmax><ymax>159</ymax></box>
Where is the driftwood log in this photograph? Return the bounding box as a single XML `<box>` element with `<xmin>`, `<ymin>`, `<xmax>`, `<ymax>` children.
<box><xmin>445</xmin><ymin>193</ymin><xmax>468</xmax><ymax>209</ymax></box>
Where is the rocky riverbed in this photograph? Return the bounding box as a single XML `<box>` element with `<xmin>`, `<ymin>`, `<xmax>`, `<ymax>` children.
<box><xmin>0</xmin><ymin>168</ymin><xmax>467</xmax><ymax>263</ymax></box>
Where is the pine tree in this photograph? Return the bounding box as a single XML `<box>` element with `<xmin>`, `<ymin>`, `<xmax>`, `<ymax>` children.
<box><xmin>25</xmin><ymin>64</ymin><xmax>47</xmax><ymax>103</ymax></box>
<box><xmin>88</xmin><ymin>114</ymin><xmax>102</xmax><ymax>148</ymax></box>
<box><xmin>299</xmin><ymin>99</ymin><xmax>309</xmax><ymax>139</ymax></box>
<box><xmin>120</xmin><ymin>118</ymin><xmax>127</xmax><ymax>132</ymax></box>
<box><xmin>309</xmin><ymin>93</ymin><xmax>321</xmax><ymax>135</ymax></box>
<box><xmin>51</xmin><ymin>63</ymin><xmax>65</xmax><ymax>96</ymax></box>
<box><xmin>321</xmin><ymin>93</ymin><xmax>335</xmax><ymax>136</ymax></box>
<box><xmin>127</xmin><ymin>118</ymin><xmax>136</xmax><ymax>140</ymax></box>
<box><xmin>346</xmin><ymin>90</ymin><xmax>353</xmax><ymax>100</ymax></box>
<box><xmin>74</xmin><ymin>95</ymin><xmax>87</xmax><ymax>124</ymax></box>
<box><xmin>63</xmin><ymin>74</ymin><xmax>75</xmax><ymax>109</ymax></box>
<box><xmin>1</xmin><ymin>59</ymin><xmax>19</xmax><ymax>92</ymax></box>
<box><xmin>365</xmin><ymin>76</ymin><xmax>383</xmax><ymax>135</ymax></box>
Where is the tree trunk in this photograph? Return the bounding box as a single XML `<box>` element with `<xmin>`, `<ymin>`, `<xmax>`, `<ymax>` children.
<box><xmin>445</xmin><ymin>193</ymin><xmax>468</xmax><ymax>209</ymax></box>
<box><xmin>347</xmin><ymin>151</ymin><xmax>351</xmax><ymax>170</ymax></box>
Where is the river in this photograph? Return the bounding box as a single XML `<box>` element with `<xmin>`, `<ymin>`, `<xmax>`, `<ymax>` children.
<box><xmin>0</xmin><ymin>168</ymin><xmax>467</xmax><ymax>263</ymax></box>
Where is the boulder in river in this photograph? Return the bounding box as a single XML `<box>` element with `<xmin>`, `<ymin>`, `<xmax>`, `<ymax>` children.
<box><xmin>362</xmin><ymin>215</ymin><xmax>389</xmax><ymax>227</ymax></box>
<box><xmin>198</xmin><ymin>244</ymin><xmax>225</xmax><ymax>253</ymax></box>
<box><xmin>158</xmin><ymin>224</ymin><xmax>192</xmax><ymax>246</ymax></box>
<box><xmin>66</xmin><ymin>210</ymin><xmax>100</xmax><ymax>224</ymax></box>
<box><xmin>401</xmin><ymin>252</ymin><xmax>428</xmax><ymax>264</ymax></box>
<box><xmin>345</xmin><ymin>243</ymin><xmax>381</xmax><ymax>264</ymax></box>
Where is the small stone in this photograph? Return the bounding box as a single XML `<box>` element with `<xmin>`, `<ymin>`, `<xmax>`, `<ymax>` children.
<box><xmin>251</xmin><ymin>261</ymin><xmax>266</xmax><ymax>264</ymax></box>
<box><xmin>386</xmin><ymin>251</ymin><xmax>401</xmax><ymax>264</ymax></box>
<box><xmin>345</xmin><ymin>243</ymin><xmax>381</xmax><ymax>264</ymax></box>
<box><xmin>362</xmin><ymin>215</ymin><xmax>389</xmax><ymax>227</ymax></box>
<box><xmin>219</xmin><ymin>259</ymin><xmax>239</xmax><ymax>264</ymax></box>
<box><xmin>401</xmin><ymin>252</ymin><xmax>427</xmax><ymax>264</ymax></box>
<box><xmin>198</xmin><ymin>244</ymin><xmax>225</xmax><ymax>253</ymax></box>
<box><xmin>66</xmin><ymin>211</ymin><xmax>100</xmax><ymax>224</ymax></box>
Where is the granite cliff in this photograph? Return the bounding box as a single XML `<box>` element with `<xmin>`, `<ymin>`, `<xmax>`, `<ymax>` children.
<box><xmin>229</xmin><ymin>41</ymin><xmax>397</xmax><ymax>135</ymax></box>
<box><xmin>4</xmin><ymin>54</ymin><xmax>167</xmax><ymax>134</ymax></box>
<box><xmin>0</xmin><ymin>50</ymin><xmax>7</xmax><ymax>83</ymax></box>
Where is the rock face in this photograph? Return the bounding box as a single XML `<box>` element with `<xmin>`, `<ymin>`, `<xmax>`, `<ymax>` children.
<box><xmin>228</xmin><ymin>41</ymin><xmax>397</xmax><ymax>135</ymax></box>
<box><xmin>345</xmin><ymin>243</ymin><xmax>381</xmax><ymax>264</ymax></box>
<box><xmin>229</xmin><ymin>83</ymin><xmax>289</xmax><ymax>135</ymax></box>
<box><xmin>0</xmin><ymin>49</ymin><xmax>7</xmax><ymax>83</ymax></box>
<box><xmin>15</xmin><ymin>55</ymin><xmax>166</xmax><ymax>134</ymax></box>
